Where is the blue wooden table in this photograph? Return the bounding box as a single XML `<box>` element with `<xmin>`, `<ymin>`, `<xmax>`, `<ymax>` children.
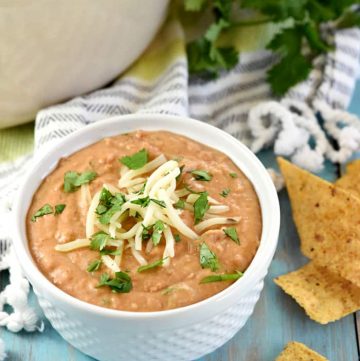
<box><xmin>2</xmin><ymin>84</ymin><xmax>360</xmax><ymax>361</ymax></box>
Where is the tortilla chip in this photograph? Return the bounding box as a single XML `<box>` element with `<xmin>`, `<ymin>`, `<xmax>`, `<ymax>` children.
<box><xmin>274</xmin><ymin>262</ymin><xmax>360</xmax><ymax>324</ymax></box>
<box><xmin>276</xmin><ymin>341</ymin><xmax>328</xmax><ymax>361</ymax></box>
<box><xmin>277</xmin><ymin>157</ymin><xmax>360</xmax><ymax>287</ymax></box>
<box><xmin>335</xmin><ymin>159</ymin><xmax>360</xmax><ymax>197</ymax></box>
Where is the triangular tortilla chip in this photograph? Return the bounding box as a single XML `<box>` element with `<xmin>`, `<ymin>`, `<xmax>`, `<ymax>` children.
<box><xmin>335</xmin><ymin>159</ymin><xmax>360</xmax><ymax>197</ymax></box>
<box><xmin>274</xmin><ymin>262</ymin><xmax>360</xmax><ymax>324</ymax></box>
<box><xmin>276</xmin><ymin>341</ymin><xmax>328</xmax><ymax>361</ymax></box>
<box><xmin>278</xmin><ymin>157</ymin><xmax>360</xmax><ymax>287</ymax></box>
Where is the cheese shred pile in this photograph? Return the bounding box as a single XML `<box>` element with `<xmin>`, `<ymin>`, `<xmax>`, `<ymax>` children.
<box><xmin>55</xmin><ymin>154</ymin><xmax>240</xmax><ymax>273</ymax></box>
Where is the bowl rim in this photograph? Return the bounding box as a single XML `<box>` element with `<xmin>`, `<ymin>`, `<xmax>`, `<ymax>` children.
<box><xmin>12</xmin><ymin>113</ymin><xmax>280</xmax><ymax>320</ymax></box>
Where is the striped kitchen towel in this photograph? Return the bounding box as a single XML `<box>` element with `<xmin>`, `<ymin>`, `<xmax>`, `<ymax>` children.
<box><xmin>0</xmin><ymin>11</ymin><xmax>359</xmax><ymax>339</ymax></box>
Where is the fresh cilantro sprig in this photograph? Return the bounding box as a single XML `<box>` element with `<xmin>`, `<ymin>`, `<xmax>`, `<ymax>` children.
<box><xmin>184</xmin><ymin>0</ymin><xmax>360</xmax><ymax>95</ymax></box>
<box><xmin>97</xmin><ymin>272</ymin><xmax>132</xmax><ymax>293</ymax></box>
<box><xmin>193</xmin><ymin>192</ymin><xmax>210</xmax><ymax>224</ymax></box>
<box><xmin>63</xmin><ymin>170</ymin><xmax>97</xmax><ymax>193</ymax></box>
<box><xmin>223</xmin><ymin>227</ymin><xmax>240</xmax><ymax>245</ymax></box>
<box><xmin>199</xmin><ymin>242</ymin><xmax>219</xmax><ymax>271</ymax></box>
<box><xmin>120</xmin><ymin>149</ymin><xmax>148</xmax><ymax>170</ymax></box>
<box><xmin>31</xmin><ymin>203</ymin><xmax>66</xmax><ymax>222</ymax></box>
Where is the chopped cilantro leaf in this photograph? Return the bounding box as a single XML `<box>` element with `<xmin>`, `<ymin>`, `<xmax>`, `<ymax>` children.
<box><xmin>200</xmin><ymin>271</ymin><xmax>243</xmax><ymax>284</ymax></box>
<box><xmin>119</xmin><ymin>149</ymin><xmax>148</xmax><ymax>170</ymax></box>
<box><xmin>229</xmin><ymin>172</ymin><xmax>238</xmax><ymax>178</ymax></box>
<box><xmin>151</xmin><ymin>199</ymin><xmax>166</xmax><ymax>208</ymax></box>
<box><xmin>87</xmin><ymin>259</ymin><xmax>102</xmax><ymax>272</ymax></box>
<box><xmin>97</xmin><ymin>272</ymin><xmax>132</xmax><ymax>293</ymax></box>
<box><xmin>137</xmin><ymin>257</ymin><xmax>168</xmax><ymax>273</ymax></box>
<box><xmin>100</xmin><ymin>248</ymin><xmax>122</xmax><ymax>256</ymax></box>
<box><xmin>191</xmin><ymin>170</ymin><xmax>213</xmax><ymax>181</ymax></box>
<box><xmin>63</xmin><ymin>170</ymin><xmax>97</xmax><ymax>193</ymax></box>
<box><xmin>131</xmin><ymin>196</ymin><xmax>150</xmax><ymax>208</ymax></box>
<box><xmin>141</xmin><ymin>224</ymin><xmax>152</xmax><ymax>241</ymax></box>
<box><xmin>54</xmin><ymin>204</ymin><xmax>66</xmax><ymax>215</ymax></box>
<box><xmin>199</xmin><ymin>242</ymin><xmax>219</xmax><ymax>271</ymax></box>
<box><xmin>174</xmin><ymin>199</ymin><xmax>185</xmax><ymax>209</ymax></box>
<box><xmin>152</xmin><ymin>220</ymin><xmax>165</xmax><ymax>246</ymax></box>
<box><xmin>174</xmin><ymin>234</ymin><xmax>181</xmax><ymax>243</ymax></box>
<box><xmin>98</xmin><ymin>192</ymin><xmax>125</xmax><ymax>225</ymax></box>
<box><xmin>193</xmin><ymin>192</ymin><xmax>209</xmax><ymax>224</ymax></box>
<box><xmin>220</xmin><ymin>188</ymin><xmax>230</xmax><ymax>197</ymax></box>
<box><xmin>90</xmin><ymin>231</ymin><xmax>109</xmax><ymax>251</ymax></box>
<box><xmin>223</xmin><ymin>227</ymin><xmax>240</xmax><ymax>245</ymax></box>
<box><xmin>31</xmin><ymin>204</ymin><xmax>53</xmax><ymax>222</ymax></box>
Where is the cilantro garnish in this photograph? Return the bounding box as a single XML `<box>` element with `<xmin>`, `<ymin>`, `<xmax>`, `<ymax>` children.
<box><xmin>151</xmin><ymin>199</ymin><xmax>166</xmax><ymax>208</ymax></box>
<box><xmin>90</xmin><ymin>231</ymin><xmax>109</xmax><ymax>251</ymax></box>
<box><xmin>87</xmin><ymin>259</ymin><xmax>102</xmax><ymax>272</ymax></box>
<box><xmin>131</xmin><ymin>196</ymin><xmax>150</xmax><ymax>208</ymax></box>
<box><xmin>200</xmin><ymin>271</ymin><xmax>243</xmax><ymax>284</ymax></box>
<box><xmin>220</xmin><ymin>188</ymin><xmax>230</xmax><ymax>198</ymax></box>
<box><xmin>97</xmin><ymin>272</ymin><xmax>132</xmax><ymax>293</ymax></box>
<box><xmin>229</xmin><ymin>172</ymin><xmax>238</xmax><ymax>178</ymax></box>
<box><xmin>63</xmin><ymin>170</ymin><xmax>97</xmax><ymax>193</ymax></box>
<box><xmin>199</xmin><ymin>242</ymin><xmax>219</xmax><ymax>272</ymax></box>
<box><xmin>137</xmin><ymin>257</ymin><xmax>168</xmax><ymax>273</ymax></box>
<box><xmin>174</xmin><ymin>234</ymin><xmax>181</xmax><ymax>243</ymax></box>
<box><xmin>152</xmin><ymin>220</ymin><xmax>165</xmax><ymax>246</ymax></box>
<box><xmin>31</xmin><ymin>204</ymin><xmax>53</xmax><ymax>222</ymax></box>
<box><xmin>119</xmin><ymin>149</ymin><xmax>148</xmax><ymax>170</ymax></box>
<box><xmin>223</xmin><ymin>227</ymin><xmax>240</xmax><ymax>245</ymax></box>
<box><xmin>191</xmin><ymin>170</ymin><xmax>213</xmax><ymax>181</ymax></box>
<box><xmin>97</xmin><ymin>191</ymin><xmax>125</xmax><ymax>225</ymax></box>
<box><xmin>54</xmin><ymin>204</ymin><xmax>66</xmax><ymax>215</ymax></box>
<box><xmin>141</xmin><ymin>224</ymin><xmax>152</xmax><ymax>241</ymax></box>
<box><xmin>193</xmin><ymin>192</ymin><xmax>209</xmax><ymax>224</ymax></box>
<box><xmin>183</xmin><ymin>0</ymin><xmax>359</xmax><ymax>95</ymax></box>
<box><xmin>174</xmin><ymin>199</ymin><xmax>185</xmax><ymax>209</ymax></box>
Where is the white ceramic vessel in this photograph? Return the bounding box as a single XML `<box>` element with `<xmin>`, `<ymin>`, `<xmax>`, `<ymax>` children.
<box><xmin>13</xmin><ymin>114</ymin><xmax>280</xmax><ymax>361</ymax></box>
<box><xmin>0</xmin><ymin>0</ymin><xmax>168</xmax><ymax>128</ymax></box>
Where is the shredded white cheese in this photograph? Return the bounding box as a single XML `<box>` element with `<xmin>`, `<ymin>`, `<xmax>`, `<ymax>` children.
<box><xmin>55</xmin><ymin>154</ymin><xmax>241</xmax><ymax>273</ymax></box>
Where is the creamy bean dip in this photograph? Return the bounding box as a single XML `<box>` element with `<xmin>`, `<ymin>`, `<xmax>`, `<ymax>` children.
<box><xmin>27</xmin><ymin>131</ymin><xmax>262</xmax><ymax>312</ymax></box>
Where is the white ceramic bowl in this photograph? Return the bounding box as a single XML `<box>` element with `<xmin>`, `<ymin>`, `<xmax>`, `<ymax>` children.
<box><xmin>13</xmin><ymin>114</ymin><xmax>280</xmax><ymax>361</ymax></box>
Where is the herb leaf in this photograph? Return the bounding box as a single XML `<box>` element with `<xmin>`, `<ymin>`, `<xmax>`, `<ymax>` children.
<box><xmin>174</xmin><ymin>234</ymin><xmax>181</xmax><ymax>243</ymax></box>
<box><xmin>200</xmin><ymin>271</ymin><xmax>243</xmax><ymax>284</ymax></box>
<box><xmin>229</xmin><ymin>172</ymin><xmax>238</xmax><ymax>178</ymax></box>
<box><xmin>97</xmin><ymin>271</ymin><xmax>132</xmax><ymax>293</ymax></box>
<box><xmin>199</xmin><ymin>243</ymin><xmax>219</xmax><ymax>272</ymax></box>
<box><xmin>131</xmin><ymin>196</ymin><xmax>150</xmax><ymax>208</ymax></box>
<box><xmin>120</xmin><ymin>149</ymin><xmax>148</xmax><ymax>170</ymax></box>
<box><xmin>151</xmin><ymin>199</ymin><xmax>166</xmax><ymax>208</ymax></box>
<box><xmin>87</xmin><ymin>259</ymin><xmax>102</xmax><ymax>272</ymax></box>
<box><xmin>152</xmin><ymin>220</ymin><xmax>165</xmax><ymax>246</ymax></box>
<box><xmin>98</xmin><ymin>191</ymin><xmax>125</xmax><ymax>225</ymax></box>
<box><xmin>223</xmin><ymin>227</ymin><xmax>240</xmax><ymax>245</ymax></box>
<box><xmin>193</xmin><ymin>192</ymin><xmax>210</xmax><ymax>224</ymax></box>
<box><xmin>90</xmin><ymin>231</ymin><xmax>109</xmax><ymax>251</ymax></box>
<box><xmin>191</xmin><ymin>170</ymin><xmax>213</xmax><ymax>181</ymax></box>
<box><xmin>63</xmin><ymin>170</ymin><xmax>97</xmax><ymax>193</ymax></box>
<box><xmin>31</xmin><ymin>204</ymin><xmax>53</xmax><ymax>222</ymax></box>
<box><xmin>54</xmin><ymin>204</ymin><xmax>66</xmax><ymax>215</ymax></box>
<box><xmin>137</xmin><ymin>257</ymin><xmax>168</xmax><ymax>273</ymax></box>
<box><xmin>220</xmin><ymin>188</ymin><xmax>230</xmax><ymax>197</ymax></box>
<box><xmin>174</xmin><ymin>199</ymin><xmax>185</xmax><ymax>209</ymax></box>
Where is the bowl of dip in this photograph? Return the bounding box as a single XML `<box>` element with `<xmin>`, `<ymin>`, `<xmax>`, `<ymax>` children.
<box><xmin>13</xmin><ymin>114</ymin><xmax>280</xmax><ymax>361</ymax></box>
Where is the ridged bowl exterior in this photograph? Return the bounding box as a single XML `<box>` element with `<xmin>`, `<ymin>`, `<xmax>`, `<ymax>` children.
<box><xmin>13</xmin><ymin>114</ymin><xmax>280</xmax><ymax>361</ymax></box>
<box><xmin>36</xmin><ymin>280</ymin><xmax>264</xmax><ymax>361</ymax></box>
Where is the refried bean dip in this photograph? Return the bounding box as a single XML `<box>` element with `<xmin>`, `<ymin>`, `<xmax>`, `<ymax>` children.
<box><xmin>27</xmin><ymin>130</ymin><xmax>262</xmax><ymax>312</ymax></box>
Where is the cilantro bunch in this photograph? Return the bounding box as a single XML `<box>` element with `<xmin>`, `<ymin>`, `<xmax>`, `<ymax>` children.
<box><xmin>184</xmin><ymin>0</ymin><xmax>360</xmax><ymax>96</ymax></box>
